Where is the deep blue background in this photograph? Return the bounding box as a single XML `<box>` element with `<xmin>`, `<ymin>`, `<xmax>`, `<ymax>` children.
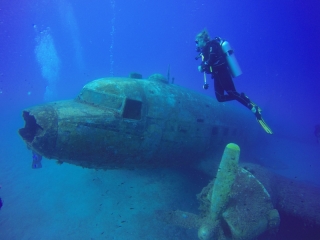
<box><xmin>1</xmin><ymin>0</ymin><xmax>319</xmax><ymax>141</ymax></box>
<box><xmin>1</xmin><ymin>2</ymin><xmax>320</xmax><ymax>238</ymax></box>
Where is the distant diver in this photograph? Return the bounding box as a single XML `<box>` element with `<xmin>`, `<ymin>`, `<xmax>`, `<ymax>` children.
<box><xmin>195</xmin><ymin>29</ymin><xmax>273</xmax><ymax>134</ymax></box>
<box><xmin>315</xmin><ymin>124</ymin><xmax>320</xmax><ymax>143</ymax></box>
<box><xmin>32</xmin><ymin>151</ymin><xmax>42</xmax><ymax>169</ymax></box>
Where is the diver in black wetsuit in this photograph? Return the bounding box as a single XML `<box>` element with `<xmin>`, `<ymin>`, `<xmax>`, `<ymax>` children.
<box><xmin>195</xmin><ymin>29</ymin><xmax>273</xmax><ymax>134</ymax></box>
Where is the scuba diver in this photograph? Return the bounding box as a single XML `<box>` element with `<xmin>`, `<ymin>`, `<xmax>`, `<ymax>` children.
<box><xmin>195</xmin><ymin>29</ymin><xmax>273</xmax><ymax>134</ymax></box>
<box><xmin>32</xmin><ymin>151</ymin><xmax>42</xmax><ymax>169</ymax></box>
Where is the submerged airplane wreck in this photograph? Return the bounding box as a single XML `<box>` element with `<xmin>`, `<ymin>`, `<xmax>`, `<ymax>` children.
<box><xmin>18</xmin><ymin>74</ymin><xmax>320</xmax><ymax>239</ymax></box>
<box><xmin>19</xmin><ymin>74</ymin><xmax>256</xmax><ymax>169</ymax></box>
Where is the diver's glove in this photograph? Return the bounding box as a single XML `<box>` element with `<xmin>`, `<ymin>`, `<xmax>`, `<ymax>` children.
<box><xmin>198</xmin><ymin>66</ymin><xmax>203</xmax><ymax>72</ymax></box>
<box><xmin>203</xmin><ymin>83</ymin><xmax>209</xmax><ymax>90</ymax></box>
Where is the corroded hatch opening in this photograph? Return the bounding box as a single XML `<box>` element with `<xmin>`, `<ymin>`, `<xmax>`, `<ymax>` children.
<box><xmin>123</xmin><ymin>99</ymin><xmax>142</xmax><ymax>120</ymax></box>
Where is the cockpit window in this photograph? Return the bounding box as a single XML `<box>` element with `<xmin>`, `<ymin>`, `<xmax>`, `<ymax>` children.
<box><xmin>77</xmin><ymin>89</ymin><xmax>123</xmax><ymax>110</ymax></box>
<box><xmin>123</xmin><ymin>99</ymin><xmax>142</xmax><ymax>120</ymax></box>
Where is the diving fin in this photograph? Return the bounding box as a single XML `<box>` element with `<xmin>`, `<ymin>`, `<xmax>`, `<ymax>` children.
<box><xmin>257</xmin><ymin>118</ymin><xmax>273</xmax><ymax>134</ymax></box>
<box><xmin>251</xmin><ymin>105</ymin><xmax>273</xmax><ymax>134</ymax></box>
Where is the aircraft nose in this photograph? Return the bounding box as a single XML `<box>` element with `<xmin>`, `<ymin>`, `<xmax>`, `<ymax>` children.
<box><xmin>18</xmin><ymin>104</ymin><xmax>58</xmax><ymax>157</ymax></box>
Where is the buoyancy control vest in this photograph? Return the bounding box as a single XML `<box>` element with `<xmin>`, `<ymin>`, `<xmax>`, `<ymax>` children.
<box><xmin>201</xmin><ymin>37</ymin><xmax>243</xmax><ymax>78</ymax></box>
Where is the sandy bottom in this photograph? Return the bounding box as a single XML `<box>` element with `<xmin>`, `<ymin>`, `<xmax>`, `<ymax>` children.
<box><xmin>1</xmin><ymin>117</ymin><xmax>320</xmax><ymax>240</ymax></box>
<box><xmin>0</xmin><ymin>122</ymin><xmax>207</xmax><ymax>240</ymax></box>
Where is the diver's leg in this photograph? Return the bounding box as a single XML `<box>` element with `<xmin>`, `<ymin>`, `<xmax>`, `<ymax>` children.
<box><xmin>215</xmin><ymin>67</ymin><xmax>249</xmax><ymax>106</ymax></box>
<box><xmin>215</xmin><ymin>66</ymin><xmax>256</xmax><ymax>109</ymax></box>
<box><xmin>214</xmin><ymin>80</ymin><xmax>235</xmax><ymax>102</ymax></box>
<box><xmin>218</xmin><ymin>67</ymin><xmax>273</xmax><ymax>134</ymax></box>
<box><xmin>238</xmin><ymin>93</ymin><xmax>261</xmax><ymax>115</ymax></box>
<box><xmin>213</xmin><ymin>69</ymin><xmax>235</xmax><ymax>102</ymax></box>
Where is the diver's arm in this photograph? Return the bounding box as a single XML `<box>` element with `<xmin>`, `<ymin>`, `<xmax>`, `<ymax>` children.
<box><xmin>198</xmin><ymin>52</ymin><xmax>211</xmax><ymax>73</ymax></box>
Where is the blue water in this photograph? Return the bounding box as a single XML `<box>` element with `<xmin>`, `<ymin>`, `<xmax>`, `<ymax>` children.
<box><xmin>0</xmin><ymin>0</ymin><xmax>320</xmax><ymax>239</ymax></box>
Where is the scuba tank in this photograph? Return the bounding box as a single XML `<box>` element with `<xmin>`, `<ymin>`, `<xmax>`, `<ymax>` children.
<box><xmin>220</xmin><ymin>40</ymin><xmax>242</xmax><ymax>78</ymax></box>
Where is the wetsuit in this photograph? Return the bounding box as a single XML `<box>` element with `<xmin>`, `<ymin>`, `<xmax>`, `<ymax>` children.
<box><xmin>199</xmin><ymin>38</ymin><xmax>251</xmax><ymax>110</ymax></box>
